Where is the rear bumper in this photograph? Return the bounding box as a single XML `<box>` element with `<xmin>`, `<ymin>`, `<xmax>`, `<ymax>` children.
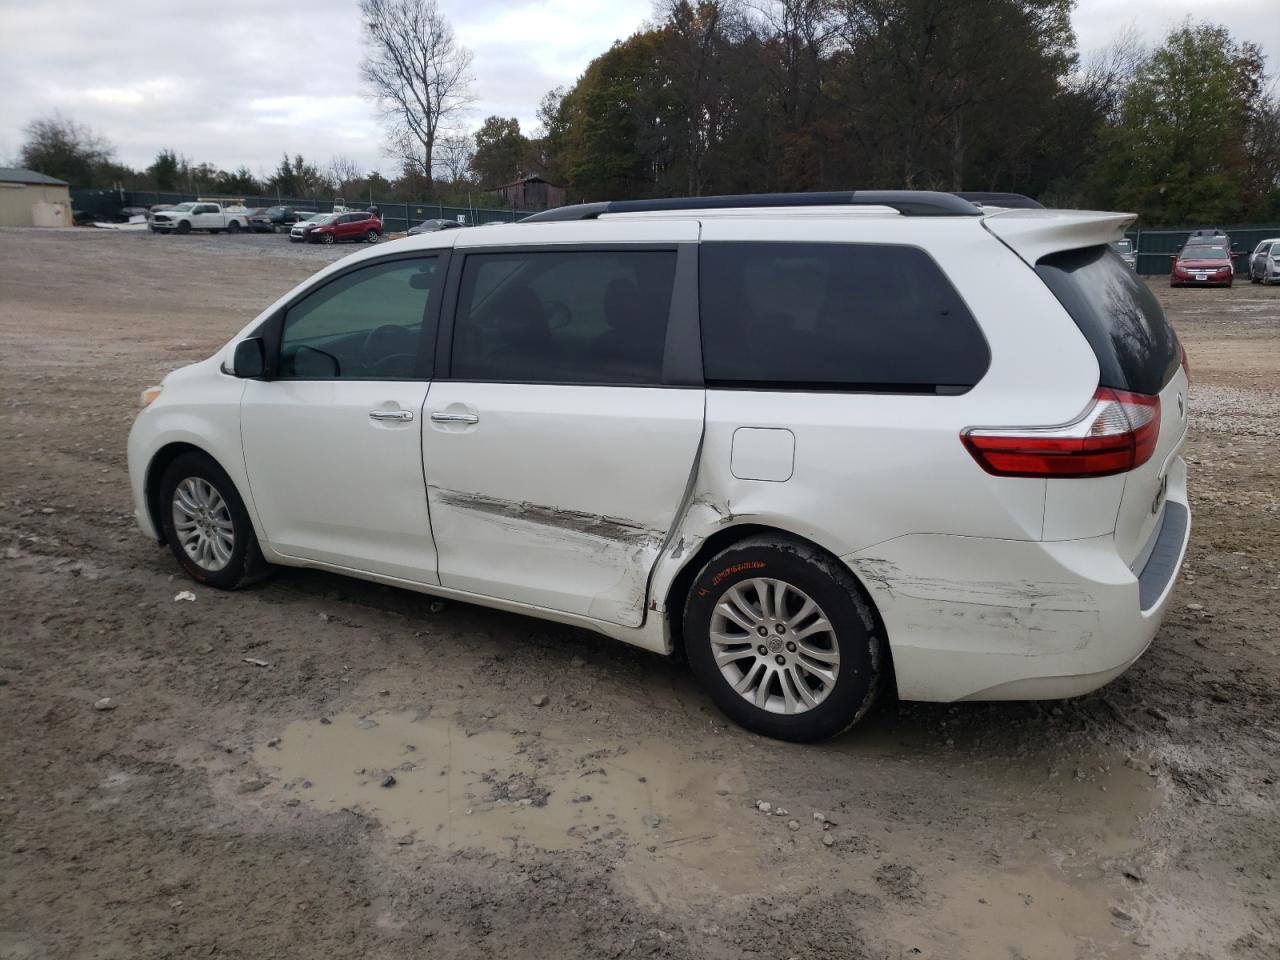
<box><xmin>843</xmin><ymin>487</ymin><xmax>1191</xmax><ymax>703</ymax></box>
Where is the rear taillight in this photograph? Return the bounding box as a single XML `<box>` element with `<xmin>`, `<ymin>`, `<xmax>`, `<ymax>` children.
<box><xmin>1180</xmin><ymin>344</ymin><xmax>1190</xmax><ymax>383</ymax></box>
<box><xmin>962</xmin><ymin>388</ymin><xmax>1160</xmax><ymax>479</ymax></box>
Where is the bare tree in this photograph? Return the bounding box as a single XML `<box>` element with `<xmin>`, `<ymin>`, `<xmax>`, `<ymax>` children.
<box><xmin>360</xmin><ymin>0</ymin><xmax>474</xmax><ymax>194</ymax></box>
<box><xmin>435</xmin><ymin>131</ymin><xmax>474</xmax><ymax>183</ymax></box>
<box><xmin>328</xmin><ymin>154</ymin><xmax>363</xmax><ymax>193</ymax></box>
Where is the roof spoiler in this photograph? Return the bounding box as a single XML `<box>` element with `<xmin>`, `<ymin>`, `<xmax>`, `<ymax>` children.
<box><xmin>982</xmin><ymin>210</ymin><xmax>1137</xmax><ymax>265</ymax></box>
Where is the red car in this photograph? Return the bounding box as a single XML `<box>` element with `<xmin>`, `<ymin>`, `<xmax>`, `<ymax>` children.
<box><xmin>306</xmin><ymin>210</ymin><xmax>382</xmax><ymax>245</ymax></box>
<box><xmin>1170</xmin><ymin>243</ymin><xmax>1233</xmax><ymax>287</ymax></box>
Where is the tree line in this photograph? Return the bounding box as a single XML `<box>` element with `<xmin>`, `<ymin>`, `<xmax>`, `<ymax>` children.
<box><xmin>12</xmin><ymin>0</ymin><xmax>1280</xmax><ymax>224</ymax></box>
<box><xmin>476</xmin><ymin>2</ymin><xmax>1280</xmax><ymax>225</ymax></box>
<box><xmin>14</xmin><ymin>115</ymin><xmax>498</xmax><ymax>207</ymax></box>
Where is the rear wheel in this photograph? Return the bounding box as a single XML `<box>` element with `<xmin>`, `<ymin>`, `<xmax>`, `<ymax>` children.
<box><xmin>227</xmin><ymin>220</ymin><xmax>241</xmax><ymax>234</ymax></box>
<box><xmin>366</xmin><ymin>229</ymin><xmax>380</xmax><ymax>243</ymax></box>
<box><xmin>158</xmin><ymin>452</ymin><xmax>269</xmax><ymax>590</ymax></box>
<box><xmin>683</xmin><ymin>536</ymin><xmax>883</xmax><ymax>742</ymax></box>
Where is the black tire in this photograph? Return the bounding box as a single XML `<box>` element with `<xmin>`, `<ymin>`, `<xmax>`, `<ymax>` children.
<box><xmin>321</xmin><ymin>233</ymin><xmax>335</xmax><ymax>245</ymax></box>
<box><xmin>227</xmin><ymin>220</ymin><xmax>241</xmax><ymax>234</ymax></box>
<box><xmin>366</xmin><ymin>229</ymin><xmax>380</xmax><ymax>243</ymax></box>
<box><xmin>683</xmin><ymin>536</ymin><xmax>883</xmax><ymax>742</ymax></box>
<box><xmin>175</xmin><ymin>220</ymin><xmax>191</xmax><ymax>235</ymax></box>
<box><xmin>157</xmin><ymin>451</ymin><xmax>269</xmax><ymax>590</ymax></box>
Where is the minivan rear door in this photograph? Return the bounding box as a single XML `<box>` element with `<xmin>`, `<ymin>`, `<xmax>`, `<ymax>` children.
<box><xmin>1033</xmin><ymin>244</ymin><xmax>1189</xmax><ymax>566</ymax></box>
<box><xmin>422</xmin><ymin>223</ymin><xmax>703</xmax><ymax>627</ymax></box>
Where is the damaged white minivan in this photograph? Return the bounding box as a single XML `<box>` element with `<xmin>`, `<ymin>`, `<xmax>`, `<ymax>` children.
<box><xmin>127</xmin><ymin>191</ymin><xmax>1191</xmax><ymax>741</ymax></box>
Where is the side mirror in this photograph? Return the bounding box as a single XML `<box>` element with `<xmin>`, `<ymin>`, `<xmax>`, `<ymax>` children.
<box><xmin>233</xmin><ymin>337</ymin><xmax>266</xmax><ymax>378</ymax></box>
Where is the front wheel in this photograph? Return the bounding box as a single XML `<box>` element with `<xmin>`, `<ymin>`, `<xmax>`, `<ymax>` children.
<box><xmin>683</xmin><ymin>536</ymin><xmax>883</xmax><ymax>742</ymax></box>
<box><xmin>158</xmin><ymin>452</ymin><xmax>269</xmax><ymax>590</ymax></box>
<box><xmin>175</xmin><ymin>221</ymin><xmax>191</xmax><ymax>235</ymax></box>
<box><xmin>321</xmin><ymin>233</ymin><xmax>335</xmax><ymax>245</ymax></box>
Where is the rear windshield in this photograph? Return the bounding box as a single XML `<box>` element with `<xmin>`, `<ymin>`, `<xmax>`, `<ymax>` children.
<box><xmin>1035</xmin><ymin>245</ymin><xmax>1180</xmax><ymax>396</ymax></box>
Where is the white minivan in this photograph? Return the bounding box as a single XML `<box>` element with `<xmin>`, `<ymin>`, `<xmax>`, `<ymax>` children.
<box><xmin>127</xmin><ymin>191</ymin><xmax>1191</xmax><ymax>741</ymax></box>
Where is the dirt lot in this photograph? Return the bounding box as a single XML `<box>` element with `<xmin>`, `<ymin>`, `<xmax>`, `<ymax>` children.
<box><xmin>1</xmin><ymin>227</ymin><xmax>1277</xmax><ymax>960</ymax></box>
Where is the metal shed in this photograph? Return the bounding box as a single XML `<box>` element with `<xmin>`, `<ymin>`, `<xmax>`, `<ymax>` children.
<box><xmin>0</xmin><ymin>168</ymin><xmax>72</xmax><ymax>227</ymax></box>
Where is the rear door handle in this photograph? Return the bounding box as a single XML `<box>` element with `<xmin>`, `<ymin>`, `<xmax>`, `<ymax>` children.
<box><xmin>369</xmin><ymin>409</ymin><xmax>414</xmax><ymax>422</ymax></box>
<box><xmin>430</xmin><ymin>412</ymin><xmax>479</xmax><ymax>425</ymax></box>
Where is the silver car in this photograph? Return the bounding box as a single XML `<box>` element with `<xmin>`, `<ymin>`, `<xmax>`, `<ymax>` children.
<box><xmin>1248</xmin><ymin>238</ymin><xmax>1280</xmax><ymax>284</ymax></box>
<box><xmin>1111</xmin><ymin>238</ymin><xmax>1137</xmax><ymax>270</ymax></box>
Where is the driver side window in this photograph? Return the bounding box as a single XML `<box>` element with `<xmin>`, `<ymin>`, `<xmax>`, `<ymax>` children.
<box><xmin>279</xmin><ymin>257</ymin><xmax>441</xmax><ymax>380</ymax></box>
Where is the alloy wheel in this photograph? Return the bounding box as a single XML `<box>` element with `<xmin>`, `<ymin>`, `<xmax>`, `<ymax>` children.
<box><xmin>709</xmin><ymin>577</ymin><xmax>840</xmax><ymax>714</ymax></box>
<box><xmin>171</xmin><ymin>477</ymin><xmax>235</xmax><ymax>571</ymax></box>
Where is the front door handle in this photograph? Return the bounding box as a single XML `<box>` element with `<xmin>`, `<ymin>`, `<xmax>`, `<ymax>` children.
<box><xmin>369</xmin><ymin>409</ymin><xmax>414</xmax><ymax>422</ymax></box>
<box><xmin>429</xmin><ymin>412</ymin><xmax>479</xmax><ymax>425</ymax></box>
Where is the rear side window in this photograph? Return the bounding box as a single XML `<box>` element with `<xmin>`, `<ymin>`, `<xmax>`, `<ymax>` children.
<box><xmin>698</xmin><ymin>242</ymin><xmax>988</xmax><ymax>392</ymax></box>
<box><xmin>1036</xmin><ymin>246</ymin><xmax>1180</xmax><ymax>396</ymax></box>
<box><xmin>450</xmin><ymin>250</ymin><xmax>677</xmax><ymax>384</ymax></box>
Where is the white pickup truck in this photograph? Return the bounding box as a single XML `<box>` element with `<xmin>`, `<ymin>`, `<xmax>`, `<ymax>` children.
<box><xmin>150</xmin><ymin>202</ymin><xmax>250</xmax><ymax>235</ymax></box>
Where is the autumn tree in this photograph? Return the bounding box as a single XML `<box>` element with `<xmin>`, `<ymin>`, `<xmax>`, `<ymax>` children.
<box><xmin>471</xmin><ymin>117</ymin><xmax>529</xmax><ymax>186</ymax></box>
<box><xmin>1092</xmin><ymin>23</ymin><xmax>1266</xmax><ymax>223</ymax></box>
<box><xmin>19</xmin><ymin>113</ymin><xmax>117</xmax><ymax>186</ymax></box>
<box><xmin>360</xmin><ymin>0</ymin><xmax>474</xmax><ymax>194</ymax></box>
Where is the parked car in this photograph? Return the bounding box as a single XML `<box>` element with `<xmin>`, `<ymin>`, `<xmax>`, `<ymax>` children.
<box><xmin>1248</xmin><ymin>238</ymin><xmax>1280</xmax><ymax>284</ymax></box>
<box><xmin>251</xmin><ymin>205</ymin><xmax>316</xmax><ymax>233</ymax></box>
<box><xmin>1170</xmin><ymin>243</ymin><xmax>1234</xmax><ymax>287</ymax></box>
<box><xmin>408</xmin><ymin>218</ymin><xmax>465</xmax><ymax>236</ymax></box>
<box><xmin>304</xmin><ymin>210</ymin><xmax>382</xmax><ymax>244</ymax></box>
<box><xmin>127</xmin><ymin>190</ymin><xmax>1190</xmax><ymax>742</ymax></box>
<box><xmin>287</xmin><ymin>213</ymin><xmax>330</xmax><ymax>243</ymax></box>
<box><xmin>150</xmin><ymin>202</ymin><xmax>250</xmax><ymax>235</ymax></box>
<box><xmin>1110</xmin><ymin>238</ymin><xmax>1137</xmax><ymax>270</ymax></box>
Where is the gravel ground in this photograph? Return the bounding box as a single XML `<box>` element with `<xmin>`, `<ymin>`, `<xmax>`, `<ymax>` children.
<box><xmin>1</xmin><ymin>228</ymin><xmax>1278</xmax><ymax>959</ymax></box>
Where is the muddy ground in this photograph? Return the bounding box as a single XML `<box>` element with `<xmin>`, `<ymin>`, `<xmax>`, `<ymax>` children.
<box><xmin>1</xmin><ymin>228</ymin><xmax>1277</xmax><ymax>959</ymax></box>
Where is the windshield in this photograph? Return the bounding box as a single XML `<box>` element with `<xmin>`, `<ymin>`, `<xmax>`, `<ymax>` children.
<box><xmin>316</xmin><ymin>214</ymin><xmax>340</xmax><ymax>225</ymax></box>
<box><xmin>266</xmin><ymin>206</ymin><xmax>286</xmax><ymax>215</ymax></box>
<box><xmin>171</xmin><ymin>203</ymin><xmax>196</xmax><ymax>212</ymax></box>
<box><xmin>1179</xmin><ymin>245</ymin><xmax>1228</xmax><ymax>261</ymax></box>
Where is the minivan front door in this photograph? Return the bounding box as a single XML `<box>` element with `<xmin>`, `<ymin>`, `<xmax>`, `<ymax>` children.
<box><xmin>422</xmin><ymin>239</ymin><xmax>703</xmax><ymax>626</ymax></box>
<box><xmin>241</xmin><ymin>254</ymin><xmax>445</xmax><ymax>583</ymax></box>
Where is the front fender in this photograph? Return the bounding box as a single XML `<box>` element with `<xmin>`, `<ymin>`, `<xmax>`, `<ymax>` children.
<box><xmin>126</xmin><ymin>362</ymin><xmax>256</xmax><ymax>542</ymax></box>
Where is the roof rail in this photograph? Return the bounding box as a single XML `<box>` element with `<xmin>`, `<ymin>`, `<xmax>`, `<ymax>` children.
<box><xmin>521</xmin><ymin>190</ymin><xmax>983</xmax><ymax>222</ymax></box>
<box><xmin>952</xmin><ymin>192</ymin><xmax>1044</xmax><ymax>210</ymax></box>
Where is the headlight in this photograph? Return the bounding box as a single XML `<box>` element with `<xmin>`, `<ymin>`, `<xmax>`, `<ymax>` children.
<box><xmin>140</xmin><ymin>385</ymin><xmax>163</xmax><ymax>408</ymax></box>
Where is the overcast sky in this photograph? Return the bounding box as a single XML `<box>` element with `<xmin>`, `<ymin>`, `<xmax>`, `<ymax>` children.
<box><xmin>0</xmin><ymin>0</ymin><xmax>1276</xmax><ymax>178</ymax></box>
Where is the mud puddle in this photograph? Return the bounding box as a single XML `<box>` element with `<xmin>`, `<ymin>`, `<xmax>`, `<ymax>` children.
<box><xmin>254</xmin><ymin>709</ymin><xmax>1163</xmax><ymax>953</ymax></box>
<box><xmin>254</xmin><ymin>710</ymin><xmax>759</xmax><ymax>894</ymax></box>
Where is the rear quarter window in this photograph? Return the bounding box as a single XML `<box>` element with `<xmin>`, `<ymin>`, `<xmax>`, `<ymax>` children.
<box><xmin>1035</xmin><ymin>246</ymin><xmax>1180</xmax><ymax>396</ymax></box>
<box><xmin>698</xmin><ymin>242</ymin><xmax>989</xmax><ymax>392</ymax></box>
